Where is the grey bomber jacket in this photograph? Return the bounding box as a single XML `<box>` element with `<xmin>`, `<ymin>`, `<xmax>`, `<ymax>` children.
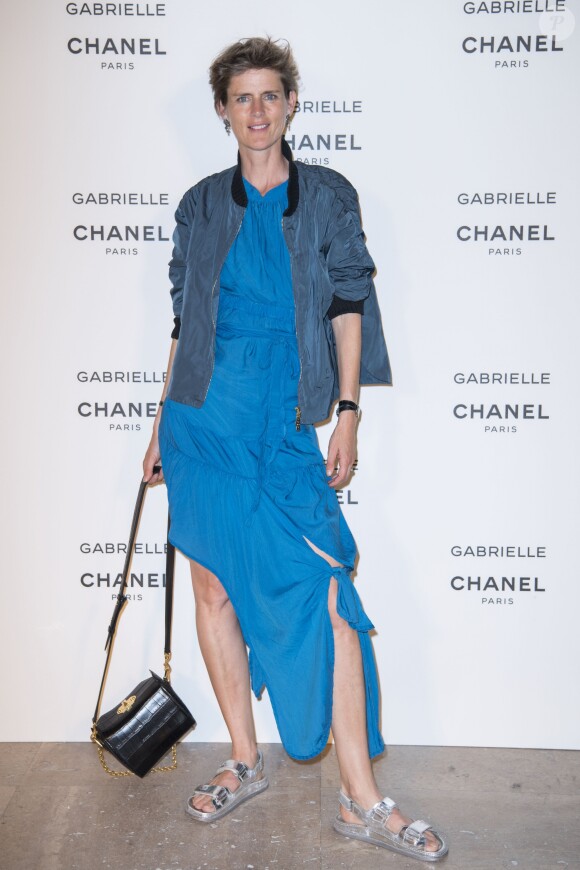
<box><xmin>167</xmin><ymin>138</ymin><xmax>392</xmax><ymax>424</ymax></box>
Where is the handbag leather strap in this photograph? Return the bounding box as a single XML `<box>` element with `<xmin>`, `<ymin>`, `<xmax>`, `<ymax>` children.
<box><xmin>92</xmin><ymin>467</ymin><xmax>175</xmax><ymax>725</ymax></box>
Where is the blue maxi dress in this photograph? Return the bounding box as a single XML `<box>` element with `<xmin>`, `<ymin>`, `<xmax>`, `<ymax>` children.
<box><xmin>159</xmin><ymin>178</ymin><xmax>384</xmax><ymax>760</ymax></box>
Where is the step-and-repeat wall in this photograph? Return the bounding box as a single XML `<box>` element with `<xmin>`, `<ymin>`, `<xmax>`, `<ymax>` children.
<box><xmin>1</xmin><ymin>1</ymin><xmax>579</xmax><ymax>749</ymax></box>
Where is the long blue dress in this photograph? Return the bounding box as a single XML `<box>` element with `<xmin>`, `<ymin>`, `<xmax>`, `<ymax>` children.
<box><xmin>159</xmin><ymin>178</ymin><xmax>384</xmax><ymax>760</ymax></box>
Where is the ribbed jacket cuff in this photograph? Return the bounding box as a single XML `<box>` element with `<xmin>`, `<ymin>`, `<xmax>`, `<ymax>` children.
<box><xmin>327</xmin><ymin>296</ymin><xmax>364</xmax><ymax>320</ymax></box>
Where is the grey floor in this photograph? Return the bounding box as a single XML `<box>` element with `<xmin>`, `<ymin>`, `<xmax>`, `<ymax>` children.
<box><xmin>0</xmin><ymin>742</ymin><xmax>578</xmax><ymax>870</ymax></box>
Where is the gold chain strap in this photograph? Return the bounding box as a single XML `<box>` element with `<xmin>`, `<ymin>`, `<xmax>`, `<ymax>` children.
<box><xmin>91</xmin><ymin>727</ymin><xmax>178</xmax><ymax>778</ymax></box>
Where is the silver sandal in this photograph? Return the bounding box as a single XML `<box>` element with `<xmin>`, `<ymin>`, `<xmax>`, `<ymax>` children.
<box><xmin>186</xmin><ymin>750</ymin><xmax>269</xmax><ymax>822</ymax></box>
<box><xmin>333</xmin><ymin>790</ymin><xmax>448</xmax><ymax>862</ymax></box>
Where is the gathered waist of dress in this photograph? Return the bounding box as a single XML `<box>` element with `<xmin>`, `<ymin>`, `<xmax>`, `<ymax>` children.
<box><xmin>217</xmin><ymin>293</ymin><xmax>296</xmax><ymax>338</ymax></box>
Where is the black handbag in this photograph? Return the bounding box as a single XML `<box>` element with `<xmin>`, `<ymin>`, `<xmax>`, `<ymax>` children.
<box><xmin>90</xmin><ymin>468</ymin><xmax>196</xmax><ymax>777</ymax></box>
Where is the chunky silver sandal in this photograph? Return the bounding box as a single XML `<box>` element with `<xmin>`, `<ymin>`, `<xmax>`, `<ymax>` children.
<box><xmin>333</xmin><ymin>790</ymin><xmax>448</xmax><ymax>862</ymax></box>
<box><xmin>186</xmin><ymin>750</ymin><xmax>269</xmax><ymax>822</ymax></box>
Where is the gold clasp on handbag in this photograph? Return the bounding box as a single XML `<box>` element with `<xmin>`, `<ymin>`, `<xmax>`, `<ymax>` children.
<box><xmin>117</xmin><ymin>695</ymin><xmax>137</xmax><ymax>715</ymax></box>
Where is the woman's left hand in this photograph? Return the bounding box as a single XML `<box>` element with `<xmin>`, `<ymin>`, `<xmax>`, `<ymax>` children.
<box><xmin>326</xmin><ymin>411</ymin><xmax>357</xmax><ymax>489</ymax></box>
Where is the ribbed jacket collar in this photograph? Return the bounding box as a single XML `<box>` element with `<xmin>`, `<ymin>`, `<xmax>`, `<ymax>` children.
<box><xmin>231</xmin><ymin>137</ymin><xmax>299</xmax><ymax>217</ymax></box>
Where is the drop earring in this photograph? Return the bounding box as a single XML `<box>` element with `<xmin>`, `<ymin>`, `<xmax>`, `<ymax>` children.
<box><xmin>224</xmin><ymin>119</ymin><xmax>231</xmax><ymax>136</ymax></box>
<box><xmin>285</xmin><ymin>113</ymin><xmax>291</xmax><ymax>131</ymax></box>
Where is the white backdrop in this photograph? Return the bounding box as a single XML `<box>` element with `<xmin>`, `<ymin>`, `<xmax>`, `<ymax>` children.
<box><xmin>1</xmin><ymin>0</ymin><xmax>579</xmax><ymax>749</ymax></box>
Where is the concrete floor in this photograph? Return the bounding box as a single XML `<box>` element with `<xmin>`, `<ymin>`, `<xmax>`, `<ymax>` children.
<box><xmin>0</xmin><ymin>742</ymin><xmax>578</xmax><ymax>870</ymax></box>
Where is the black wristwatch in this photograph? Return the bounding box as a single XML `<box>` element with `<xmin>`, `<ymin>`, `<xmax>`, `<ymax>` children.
<box><xmin>336</xmin><ymin>400</ymin><xmax>360</xmax><ymax>418</ymax></box>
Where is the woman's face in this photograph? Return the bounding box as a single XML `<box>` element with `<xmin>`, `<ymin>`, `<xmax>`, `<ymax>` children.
<box><xmin>220</xmin><ymin>68</ymin><xmax>296</xmax><ymax>157</ymax></box>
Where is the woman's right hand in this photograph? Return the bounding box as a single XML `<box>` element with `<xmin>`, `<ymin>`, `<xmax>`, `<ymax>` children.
<box><xmin>143</xmin><ymin>433</ymin><xmax>164</xmax><ymax>485</ymax></box>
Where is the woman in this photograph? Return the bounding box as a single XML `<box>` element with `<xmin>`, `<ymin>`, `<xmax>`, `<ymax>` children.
<box><xmin>143</xmin><ymin>37</ymin><xmax>447</xmax><ymax>862</ymax></box>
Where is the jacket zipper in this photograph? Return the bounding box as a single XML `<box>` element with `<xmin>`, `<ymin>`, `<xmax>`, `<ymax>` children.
<box><xmin>202</xmin><ymin>213</ymin><xmax>245</xmax><ymax>402</ymax></box>
<box><xmin>282</xmin><ymin>215</ymin><xmax>303</xmax><ymax>431</ymax></box>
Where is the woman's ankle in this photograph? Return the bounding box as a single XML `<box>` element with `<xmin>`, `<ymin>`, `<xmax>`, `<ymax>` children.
<box><xmin>231</xmin><ymin>742</ymin><xmax>259</xmax><ymax>768</ymax></box>
<box><xmin>342</xmin><ymin>783</ymin><xmax>383</xmax><ymax>811</ymax></box>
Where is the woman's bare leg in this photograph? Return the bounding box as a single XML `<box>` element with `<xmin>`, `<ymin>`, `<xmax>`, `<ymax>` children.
<box><xmin>305</xmin><ymin>538</ymin><xmax>439</xmax><ymax>851</ymax></box>
<box><xmin>330</xmin><ymin>581</ymin><xmax>440</xmax><ymax>849</ymax></box>
<box><xmin>327</xmin><ymin>576</ymin><xmax>381</xmax><ymax>803</ymax></box>
<box><xmin>189</xmin><ymin>559</ymin><xmax>259</xmax><ymax>812</ymax></box>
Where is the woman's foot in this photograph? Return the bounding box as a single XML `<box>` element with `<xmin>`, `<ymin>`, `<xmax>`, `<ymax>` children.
<box><xmin>340</xmin><ymin>800</ymin><xmax>441</xmax><ymax>852</ymax></box>
<box><xmin>186</xmin><ymin>749</ymin><xmax>268</xmax><ymax>820</ymax></box>
<box><xmin>336</xmin><ymin>790</ymin><xmax>448</xmax><ymax>860</ymax></box>
<box><xmin>190</xmin><ymin>753</ymin><xmax>257</xmax><ymax>813</ymax></box>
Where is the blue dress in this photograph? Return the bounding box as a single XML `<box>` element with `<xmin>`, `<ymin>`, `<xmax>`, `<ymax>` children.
<box><xmin>159</xmin><ymin>178</ymin><xmax>384</xmax><ymax>760</ymax></box>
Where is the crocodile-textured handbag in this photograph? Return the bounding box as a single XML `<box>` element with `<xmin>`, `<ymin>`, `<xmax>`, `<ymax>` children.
<box><xmin>90</xmin><ymin>468</ymin><xmax>195</xmax><ymax>777</ymax></box>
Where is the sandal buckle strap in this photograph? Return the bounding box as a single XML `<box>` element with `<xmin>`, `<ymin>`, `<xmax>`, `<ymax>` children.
<box><xmin>216</xmin><ymin>759</ymin><xmax>249</xmax><ymax>782</ymax></box>
<box><xmin>193</xmin><ymin>784</ymin><xmax>221</xmax><ymax>796</ymax></box>
<box><xmin>338</xmin><ymin>791</ymin><xmax>354</xmax><ymax>812</ymax></box>
<box><xmin>209</xmin><ymin>785</ymin><xmax>230</xmax><ymax>809</ymax></box>
<box><xmin>191</xmin><ymin>783</ymin><xmax>232</xmax><ymax>810</ymax></box>
<box><xmin>370</xmin><ymin>797</ymin><xmax>397</xmax><ymax>823</ymax></box>
<box><xmin>401</xmin><ymin>819</ymin><xmax>431</xmax><ymax>847</ymax></box>
<box><xmin>403</xmin><ymin>819</ymin><xmax>431</xmax><ymax>846</ymax></box>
